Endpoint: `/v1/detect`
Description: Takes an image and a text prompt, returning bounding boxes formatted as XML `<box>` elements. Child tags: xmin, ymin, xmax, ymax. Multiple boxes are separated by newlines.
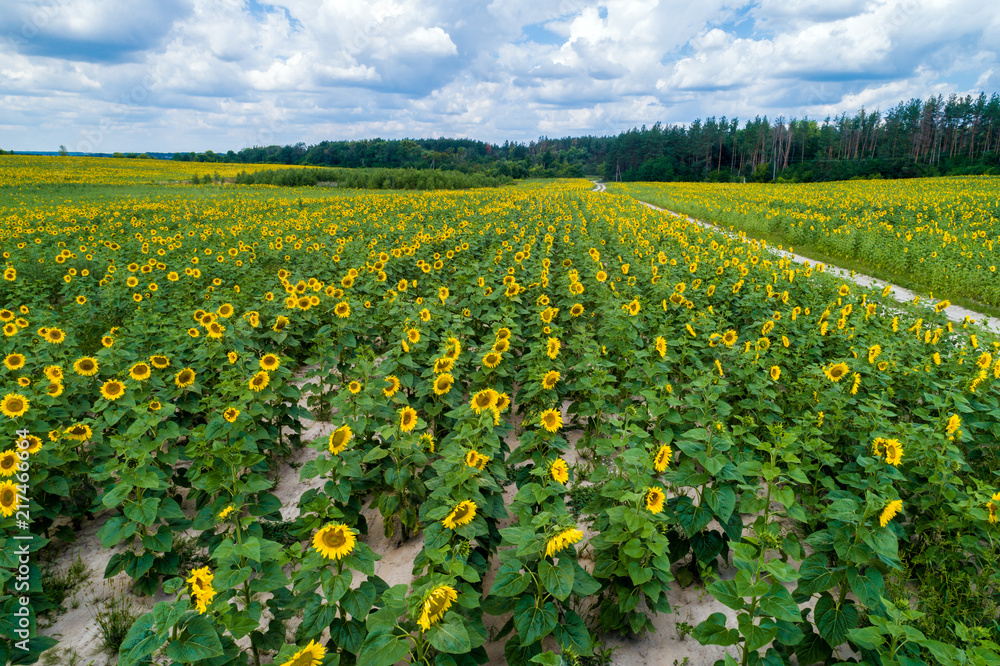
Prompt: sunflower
<box><xmin>64</xmin><ymin>423</ymin><xmax>92</xmax><ymax>441</ymax></box>
<box><xmin>722</xmin><ymin>330</ymin><xmax>738</xmax><ymax>347</ymax></box>
<box><xmin>399</xmin><ymin>406</ymin><xmax>418</xmax><ymax>432</ymax></box>
<box><xmin>420</xmin><ymin>432</ymin><xmax>435</xmax><ymax>453</ymax></box>
<box><xmin>946</xmin><ymin>414</ymin><xmax>961</xmax><ymax>437</ymax></box>
<box><xmin>550</xmin><ymin>458</ymin><xmax>569</xmax><ymax>484</ymax></box>
<box><xmin>989</xmin><ymin>492</ymin><xmax>1000</xmax><ymax>525</ymax></box>
<box><xmin>334</xmin><ymin>302</ymin><xmax>351</xmax><ymax>319</ymax></box>
<box><xmin>433</xmin><ymin>357</ymin><xmax>455</xmax><ymax>374</ymax></box>
<box><xmin>258</xmin><ymin>354</ymin><xmax>281</xmax><ymax>372</ymax></box>
<box><xmin>492</xmin><ymin>338</ymin><xmax>510</xmax><ymax>353</ymax></box>
<box><xmin>348</xmin><ymin>380</ymin><xmax>362</xmax><ymax>394</ymax></box>
<box><xmin>175</xmin><ymin>368</ymin><xmax>196</xmax><ymax>388</ymax></box>
<box><xmin>149</xmin><ymin>400</ymin><xmax>161</xmax><ymax>411</ymax></box>
<box><xmin>4</xmin><ymin>353</ymin><xmax>26</xmax><ymax>371</ymax></box>
<box><xmin>433</xmin><ymin>373</ymin><xmax>454</xmax><ymax>396</ymax></box>
<box><xmin>654</xmin><ymin>444</ymin><xmax>673</xmax><ymax>472</ymax></box>
<box><xmin>0</xmin><ymin>480</ymin><xmax>21</xmax><ymax>517</ymax></box>
<box><xmin>545</xmin><ymin>527</ymin><xmax>584</xmax><ymax>558</ymax></box>
<box><xmin>0</xmin><ymin>450</ymin><xmax>19</xmax><ymax>477</ymax></box>
<box><xmin>879</xmin><ymin>499</ymin><xmax>903</xmax><ymax>528</ymax></box>
<box><xmin>20</xmin><ymin>435</ymin><xmax>42</xmax><ymax>455</ymax></box>
<box><xmin>655</xmin><ymin>337</ymin><xmax>667</xmax><ymax>358</ymax></box>
<box><xmin>187</xmin><ymin>328</ymin><xmax>200</xmax><ymax>338</ymax></box>
<box><xmin>249</xmin><ymin>371</ymin><xmax>270</xmax><ymax>392</ymax></box>
<box><xmin>206</xmin><ymin>322</ymin><xmax>225</xmax><ymax>339</ymax></box>
<box><xmin>482</xmin><ymin>351</ymin><xmax>502</xmax><ymax>369</ymax></box>
<box><xmin>542</xmin><ymin>370</ymin><xmax>560</xmax><ymax>390</ymax></box>
<box><xmin>645</xmin><ymin>487</ymin><xmax>666</xmax><ymax>514</ymax></box>
<box><xmin>312</xmin><ymin>523</ymin><xmax>357</xmax><ymax>560</ymax></box>
<box><xmin>102</xmin><ymin>335</ymin><xmax>114</xmax><ymax>348</ymax></box>
<box><xmin>596</xmin><ymin>270</ymin><xmax>607</xmax><ymax>282</ymax></box>
<box><xmin>150</xmin><ymin>355</ymin><xmax>170</xmax><ymax>369</ymax></box>
<box><xmin>883</xmin><ymin>439</ymin><xmax>903</xmax><ymax>466</ymax></box>
<box><xmin>73</xmin><ymin>357</ymin><xmax>99</xmax><ymax>377</ymax></box>
<box><xmin>217</xmin><ymin>303</ymin><xmax>234</xmax><ymax>318</ymax></box>
<box><xmin>418</xmin><ymin>585</ymin><xmax>458</xmax><ymax>632</ymax></box>
<box><xmin>223</xmin><ymin>407</ymin><xmax>240</xmax><ymax>423</ymax></box>
<box><xmin>45</xmin><ymin>328</ymin><xmax>66</xmax><ymax>344</ymax></box>
<box><xmin>470</xmin><ymin>389</ymin><xmax>498</xmax><ymax>414</ymax></box>
<box><xmin>769</xmin><ymin>366</ymin><xmax>781</xmax><ymax>381</ymax></box>
<box><xmin>17</xmin><ymin>377</ymin><xmax>29</xmax><ymax>388</ymax></box>
<box><xmin>100</xmin><ymin>380</ymin><xmax>125</xmax><ymax>401</ymax></box>
<box><xmin>187</xmin><ymin>567</ymin><xmax>216</xmax><ymax>614</ymax></box>
<box><xmin>496</xmin><ymin>327</ymin><xmax>511</xmax><ymax>341</ymax></box>
<box><xmin>130</xmin><ymin>362</ymin><xmax>151</xmax><ymax>381</ymax></box>
<box><xmin>273</xmin><ymin>316</ymin><xmax>289</xmax><ymax>332</ymax></box>
<box><xmin>540</xmin><ymin>408</ymin><xmax>562</xmax><ymax>433</ymax></box>
<box><xmin>218</xmin><ymin>505</ymin><xmax>235</xmax><ymax>520</ymax></box>
<box><xmin>465</xmin><ymin>450</ymin><xmax>489</xmax><ymax>470</ymax></box>
<box><xmin>546</xmin><ymin>337</ymin><xmax>561</xmax><ymax>359</ymax></box>
<box><xmin>278</xmin><ymin>640</ymin><xmax>326</xmax><ymax>666</ymax></box>
<box><xmin>328</xmin><ymin>425</ymin><xmax>352</xmax><ymax>455</ymax></box>
<box><xmin>2</xmin><ymin>323</ymin><xmax>16</xmax><ymax>337</ymax></box>
<box><xmin>1</xmin><ymin>393</ymin><xmax>29</xmax><ymax>419</ymax></box>
<box><xmin>406</xmin><ymin>328</ymin><xmax>421</xmax><ymax>344</ymax></box>
<box><xmin>626</xmin><ymin>298</ymin><xmax>640</xmax><ymax>316</ymax></box>
<box><xmin>442</xmin><ymin>500</ymin><xmax>477</xmax><ymax>529</ymax></box>
<box><xmin>383</xmin><ymin>375</ymin><xmax>400</xmax><ymax>397</ymax></box>
<box><xmin>824</xmin><ymin>362</ymin><xmax>849</xmax><ymax>383</ymax></box>
<box><xmin>868</xmin><ymin>344</ymin><xmax>881</xmax><ymax>364</ymax></box>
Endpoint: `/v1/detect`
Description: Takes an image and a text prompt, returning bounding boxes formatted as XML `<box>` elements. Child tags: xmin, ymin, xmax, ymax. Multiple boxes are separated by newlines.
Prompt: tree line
<box><xmin>162</xmin><ymin>91</ymin><xmax>1000</xmax><ymax>183</ymax></box>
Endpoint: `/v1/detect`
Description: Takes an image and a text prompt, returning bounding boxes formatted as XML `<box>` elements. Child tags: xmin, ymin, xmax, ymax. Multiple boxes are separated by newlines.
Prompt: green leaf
<box><xmin>553</xmin><ymin>610</ymin><xmax>591</xmax><ymax>652</ymax></box>
<box><xmin>847</xmin><ymin>567</ymin><xmax>885</xmax><ymax>610</ymax></box>
<box><xmin>118</xmin><ymin>613</ymin><xmax>162</xmax><ymax>666</ymax></box>
<box><xmin>675</xmin><ymin>497</ymin><xmax>712</xmax><ymax>534</ymax></box>
<box><xmin>296</xmin><ymin>596</ymin><xmax>338</xmax><ymax>642</ymax></box>
<box><xmin>539</xmin><ymin>559</ymin><xmax>574</xmax><ymax>601</ymax></box>
<box><xmin>343</xmin><ymin>581</ymin><xmax>377</xmax><ymax>620</ymax></box>
<box><xmin>102</xmin><ymin>482</ymin><xmax>133</xmax><ymax>508</ymax></box>
<box><xmin>363</xmin><ymin>446</ymin><xmax>389</xmax><ymax>463</ymax></box>
<box><xmin>757</xmin><ymin>584</ymin><xmax>802</xmax><ymax>623</ymax></box>
<box><xmin>513</xmin><ymin>596</ymin><xmax>559</xmax><ymax>646</ymax></box>
<box><xmin>164</xmin><ymin>615</ymin><xmax>224</xmax><ymax>663</ymax></box>
<box><xmin>571</xmin><ymin>562</ymin><xmax>601</xmax><ymax>597</ymax></box>
<box><xmin>97</xmin><ymin>516</ymin><xmax>137</xmax><ymax>548</ymax></box>
<box><xmin>428</xmin><ymin>618</ymin><xmax>472</xmax><ymax>654</ymax></box>
<box><xmin>705</xmin><ymin>484</ymin><xmax>737</xmax><ymax>523</ymax></box>
<box><xmin>814</xmin><ymin>595</ymin><xmax>858</xmax><ymax>647</ymax></box>
<box><xmin>693</xmin><ymin>612</ymin><xmax>740</xmax><ymax>647</ymax></box>
<box><xmin>124</xmin><ymin>497</ymin><xmax>160</xmax><ymax>527</ymax></box>
<box><xmin>738</xmin><ymin>615</ymin><xmax>779</xmax><ymax>652</ymax></box>
<box><xmin>708</xmin><ymin>580</ymin><xmax>745</xmax><ymax>612</ymax></box>
<box><xmin>358</xmin><ymin>631</ymin><xmax>411</xmax><ymax>666</ymax></box>
<box><xmin>845</xmin><ymin>626</ymin><xmax>885</xmax><ymax>650</ymax></box>
<box><xmin>490</xmin><ymin>560</ymin><xmax>529</xmax><ymax>598</ymax></box>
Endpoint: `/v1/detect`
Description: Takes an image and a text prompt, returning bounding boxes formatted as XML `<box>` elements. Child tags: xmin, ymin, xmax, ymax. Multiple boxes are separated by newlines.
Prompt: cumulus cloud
<box><xmin>0</xmin><ymin>0</ymin><xmax>997</xmax><ymax>151</ymax></box>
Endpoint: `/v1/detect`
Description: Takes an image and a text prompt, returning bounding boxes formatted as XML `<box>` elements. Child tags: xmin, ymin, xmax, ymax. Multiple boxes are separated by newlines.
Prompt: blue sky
<box><xmin>0</xmin><ymin>0</ymin><xmax>997</xmax><ymax>153</ymax></box>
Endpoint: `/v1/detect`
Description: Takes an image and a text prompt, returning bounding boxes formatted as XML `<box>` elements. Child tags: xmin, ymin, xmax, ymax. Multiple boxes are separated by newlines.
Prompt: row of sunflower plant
<box><xmin>1</xmin><ymin>172</ymin><xmax>1000</xmax><ymax>666</ymax></box>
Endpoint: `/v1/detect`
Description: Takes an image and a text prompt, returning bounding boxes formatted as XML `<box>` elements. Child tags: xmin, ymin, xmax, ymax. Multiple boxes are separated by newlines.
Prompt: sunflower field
<box><xmin>3</xmin><ymin>160</ymin><xmax>1000</xmax><ymax>666</ymax></box>
<box><xmin>610</xmin><ymin>177</ymin><xmax>1000</xmax><ymax>312</ymax></box>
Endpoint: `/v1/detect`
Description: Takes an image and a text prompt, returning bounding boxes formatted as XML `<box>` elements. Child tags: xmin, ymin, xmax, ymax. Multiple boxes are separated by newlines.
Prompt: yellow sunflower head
<box><xmin>328</xmin><ymin>425</ymin><xmax>352</xmax><ymax>455</ymax></box>
<box><xmin>312</xmin><ymin>523</ymin><xmax>357</xmax><ymax>560</ymax></box>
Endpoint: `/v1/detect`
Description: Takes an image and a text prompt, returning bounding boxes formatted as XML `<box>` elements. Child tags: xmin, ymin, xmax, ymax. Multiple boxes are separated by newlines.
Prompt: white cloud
<box><xmin>0</xmin><ymin>0</ymin><xmax>998</xmax><ymax>151</ymax></box>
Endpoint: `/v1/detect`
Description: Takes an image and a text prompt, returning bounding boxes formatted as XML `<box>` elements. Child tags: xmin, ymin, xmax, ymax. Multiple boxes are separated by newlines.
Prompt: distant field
<box><xmin>610</xmin><ymin>177</ymin><xmax>1000</xmax><ymax>310</ymax></box>
<box><xmin>0</xmin><ymin>154</ymin><xmax>307</xmax><ymax>186</ymax></box>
